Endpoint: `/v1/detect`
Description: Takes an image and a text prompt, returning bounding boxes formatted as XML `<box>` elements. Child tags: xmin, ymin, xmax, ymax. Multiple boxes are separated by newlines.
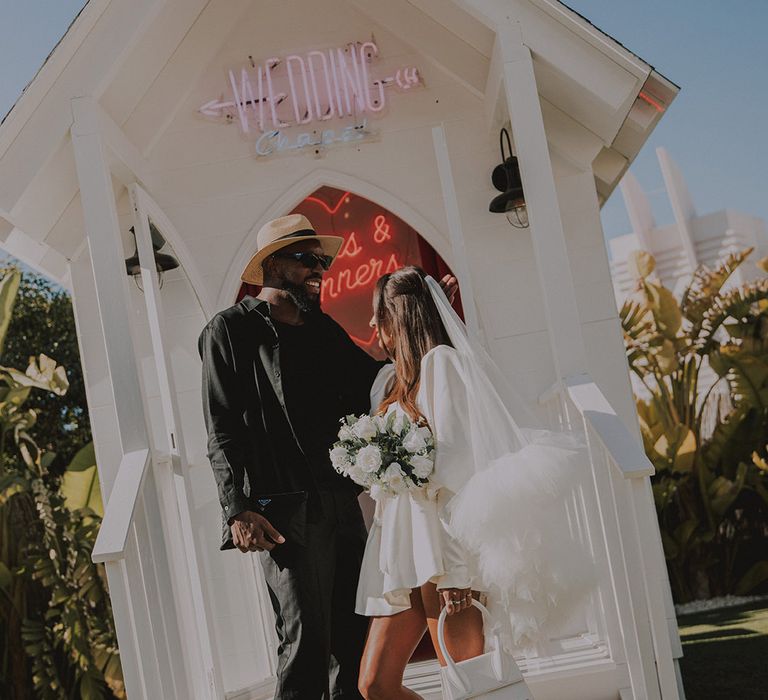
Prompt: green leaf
<box><xmin>673</xmin><ymin>518</ymin><xmax>699</xmax><ymax>551</ymax></box>
<box><xmin>66</xmin><ymin>442</ymin><xmax>96</xmax><ymax>473</ymax></box>
<box><xmin>627</xmin><ymin>250</ymin><xmax>656</xmax><ymax>280</ymax></box>
<box><xmin>735</xmin><ymin>560</ymin><xmax>768</xmax><ymax>595</ymax></box>
<box><xmin>0</xmin><ymin>270</ymin><xmax>21</xmax><ymax>356</ymax></box>
<box><xmin>660</xmin><ymin>530</ymin><xmax>679</xmax><ymax>560</ymax></box>
<box><xmin>653</xmin><ymin>424</ymin><xmax>696</xmax><ymax>473</ymax></box>
<box><xmin>646</xmin><ymin>282</ymin><xmax>682</xmax><ymax>340</ymax></box>
<box><xmin>61</xmin><ymin>464</ymin><xmax>103</xmax><ymax>517</ymax></box>
<box><xmin>0</xmin><ymin>561</ymin><xmax>13</xmax><ymax>591</ymax></box>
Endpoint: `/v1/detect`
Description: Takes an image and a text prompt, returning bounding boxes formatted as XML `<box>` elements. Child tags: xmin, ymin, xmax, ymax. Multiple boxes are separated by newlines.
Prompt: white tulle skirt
<box><xmin>445</xmin><ymin>435</ymin><xmax>594</xmax><ymax>650</ymax></box>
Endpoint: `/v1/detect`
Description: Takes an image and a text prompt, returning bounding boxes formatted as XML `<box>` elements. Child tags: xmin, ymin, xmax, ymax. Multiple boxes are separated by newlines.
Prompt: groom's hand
<box><xmin>230</xmin><ymin>511</ymin><xmax>285</xmax><ymax>553</ymax></box>
<box><xmin>438</xmin><ymin>274</ymin><xmax>458</xmax><ymax>305</ymax></box>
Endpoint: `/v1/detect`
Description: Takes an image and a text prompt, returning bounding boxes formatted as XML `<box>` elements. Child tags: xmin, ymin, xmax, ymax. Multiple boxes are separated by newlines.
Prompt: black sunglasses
<box><xmin>273</xmin><ymin>251</ymin><xmax>334</xmax><ymax>270</ymax></box>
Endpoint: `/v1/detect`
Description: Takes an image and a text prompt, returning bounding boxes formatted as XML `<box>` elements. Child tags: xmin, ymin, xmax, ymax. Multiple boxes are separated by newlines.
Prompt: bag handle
<box><xmin>437</xmin><ymin>599</ymin><xmax>507</xmax><ymax>693</ymax></box>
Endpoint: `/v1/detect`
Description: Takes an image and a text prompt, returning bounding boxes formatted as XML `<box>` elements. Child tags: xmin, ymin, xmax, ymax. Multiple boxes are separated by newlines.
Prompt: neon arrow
<box><xmin>198</xmin><ymin>94</ymin><xmax>287</xmax><ymax>118</ymax></box>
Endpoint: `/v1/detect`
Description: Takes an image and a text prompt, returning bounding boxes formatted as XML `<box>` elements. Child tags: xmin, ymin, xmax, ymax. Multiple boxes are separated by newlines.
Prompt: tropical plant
<box><xmin>0</xmin><ymin>270</ymin><xmax>122</xmax><ymax>699</ymax></box>
<box><xmin>621</xmin><ymin>248</ymin><xmax>768</xmax><ymax>601</ymax></box>
<box><xmin>0</xmin><ymin>262</ymin><xmax>92</xmax><ymax>473</ymax></box>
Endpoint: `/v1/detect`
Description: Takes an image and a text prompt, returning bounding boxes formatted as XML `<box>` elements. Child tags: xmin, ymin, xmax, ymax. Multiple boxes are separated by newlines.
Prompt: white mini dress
<box><xmin>355</xmin><ymin>345</ymin><xmax>478</xmax><ymax>616</ymax></box>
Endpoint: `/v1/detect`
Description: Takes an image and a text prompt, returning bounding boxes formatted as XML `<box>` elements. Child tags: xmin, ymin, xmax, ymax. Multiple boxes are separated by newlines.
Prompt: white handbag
<box><xmin>437</xmin><ymin>600</ymin><xmax>534</xmax><ymax>700</ymax></box>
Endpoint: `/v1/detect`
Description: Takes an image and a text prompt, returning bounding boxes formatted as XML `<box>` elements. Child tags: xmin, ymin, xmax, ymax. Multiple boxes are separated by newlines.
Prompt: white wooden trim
<box><xmin>130</xmin><ymin>183</ymin><xmax>226</xmax><ymax>698</ymax></box>
<box><xmin>217</xmin><ymin>167</ymin><xmax>472</xmax><ymax>310</ymax></box>
<box><xmin>431</xmin><ymin>124</ymin><xmax>481</xmax><ymax>338</ymax></box>
<box><xmin>70</xmin><ymin>96</ymin><xmax>148</xmax><ymax>456</ymax></box>
<box><xmin>130</xmin><ymin>184</ymin><xmax>214</xmax><ymax>319</ymax></box>
<box><xmin>104</xmin><ymin>558</ymin><xmax>149</xmax><ymax>699</ymax></box>
<box><xmin>496</xmin><ymin>25</ymin><xmax>589</xmax><ymax>379</ymax></box>
<box><xmin>98</xmin><ymin>105</ymin><xmax>152</xmax><ymax>188</ymax></box>
<box><xmin>565</xmin><ymin>374</ymin><xmax>654</xmax><ymax>479</ymax></box>
<box><xmin>92</xmin><ymin>449</ymin><xmax>151</xmax><ymax>562</ymax></box>
<box><xmin>549</xmin><ymin>373</ymin><xmax>683</xmax><ymax>699</ymax></box>
<box><xmin>348</xmin><ymin>0</ymin><xmax>489</xmax><ymax>97</ymax></box>
<box><xmin>72</xmin><ymin>97</ymin><xmax>195</xmax><ymax>700</ymax></box>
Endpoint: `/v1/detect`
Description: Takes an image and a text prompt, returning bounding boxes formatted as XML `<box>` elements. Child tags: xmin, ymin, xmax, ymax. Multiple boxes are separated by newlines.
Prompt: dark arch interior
<box><xmin>238</xmin><ymin>185</ymin><xmax>464</xmax><ymax>360</ymax></box>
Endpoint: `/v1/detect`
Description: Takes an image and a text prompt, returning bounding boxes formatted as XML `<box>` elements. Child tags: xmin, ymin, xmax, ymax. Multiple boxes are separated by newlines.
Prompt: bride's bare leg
<box><xmin>358</xmin><ymin>589</ymin><xmax>427</xmax><ymax>700</ymax></box>
<box><xmin>421</xmin><ymin>582</ymin><xmax>484</xmax><ymax>666</ymax></box>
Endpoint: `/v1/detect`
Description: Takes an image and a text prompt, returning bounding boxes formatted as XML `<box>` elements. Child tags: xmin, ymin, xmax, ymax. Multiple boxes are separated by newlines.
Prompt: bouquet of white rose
<box><xmin>330</xmin><ymin>412</ymin><xmax>435</xmax><ymax>494</ymax></box>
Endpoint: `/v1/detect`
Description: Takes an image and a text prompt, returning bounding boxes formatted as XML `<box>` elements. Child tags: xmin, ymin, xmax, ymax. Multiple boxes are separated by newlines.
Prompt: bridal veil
<box><xmin>424</xmin><ymin>276</ymin><xmax>594</xmax><ymax>650</ymax></box>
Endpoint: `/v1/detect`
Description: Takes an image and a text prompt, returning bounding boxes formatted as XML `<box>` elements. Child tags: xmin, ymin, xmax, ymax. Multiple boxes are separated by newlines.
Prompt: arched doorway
<box><xmin>237</xmin><ymin>185</ymin><xmax>464</xmax><ymax>358</ymax></box>
<box><xmin>237</xmin><ymin>185</ymin><xmax>463</xmax><ymax>661</ymax></box>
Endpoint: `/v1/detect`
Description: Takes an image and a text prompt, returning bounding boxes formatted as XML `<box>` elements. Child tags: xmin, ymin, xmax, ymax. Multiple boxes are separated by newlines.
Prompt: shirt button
<box><xmin>224</xmin><ymin>505</ymin><xmax>229</xmax><ymax>511</ymax></box>
<box><xmin>275</xmin><ymin>371</ymin><xmax>281</xmax><ymax>378</ymax></box>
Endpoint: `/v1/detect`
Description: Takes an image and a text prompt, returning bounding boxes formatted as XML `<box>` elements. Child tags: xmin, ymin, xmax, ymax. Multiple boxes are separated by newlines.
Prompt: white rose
<box><xmin>338</xmin><ymin>424</ymin><xmax>355</xmax><ymax>441</ymax></box>
<box><xmin>330</xmin><ymin>446</ymin><xmax>351</xmax><ymax>471</ymax></box>
<box><xmin>353</xmin><ymin>415</ymin><xmax>377</xmax><ymax>441</ymax></box>
<box><xmin>347</xmin><ymin>463</ymin><xmax>368</xmax><ymax>485</ymax></box>
<box><xmin>391</xmin><ymin>412</ymin><xmax>406</xmax><ymax>435</ymax></box>
<box><xmin>417</xmin><ymin>425</ymin><xmax>433</xmax><ymax>442</ymax></box>
<box><xmin>383</xmin><ymin>462</ymin><xmax>406</xmax><ymax>492</ymax></box>
<box><xmin>410</xmin><ymin>454</ymin><xmax>434</xmax><ymax>479</ymax></box>
<box><xmin>403</xmin><ymin>428</ymin><xmax>427</xmax><ymax>453</ymax></box>
<box><xmin>356</xmin><ymin>444</ymin><xmax>383</xmax><ymax>473</ymax></box>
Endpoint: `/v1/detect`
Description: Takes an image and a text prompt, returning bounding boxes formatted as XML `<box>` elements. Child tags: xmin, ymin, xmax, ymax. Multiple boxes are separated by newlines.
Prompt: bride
<box><xmin>353</xmin><ymin>266</ymin><xmax>589</xmax><ymax>700</ymax></box>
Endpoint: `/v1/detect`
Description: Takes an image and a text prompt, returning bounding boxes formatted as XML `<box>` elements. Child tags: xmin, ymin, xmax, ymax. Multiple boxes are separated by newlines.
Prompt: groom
<box><xmin>199</xmin><ymin>213</ymin><xmax>455</xmax><ymax>698</ymax></box>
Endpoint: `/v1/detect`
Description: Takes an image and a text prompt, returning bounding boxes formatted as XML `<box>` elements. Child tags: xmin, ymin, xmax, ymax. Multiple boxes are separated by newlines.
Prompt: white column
<box><xmin>70</xmin><ymin>99</ymin><xmax>148</xmax><ymax>460</ymax></box>
<box><xmin>130</xmin><ymin>184</ymin><xmax>225</xmax><ymax>698</ymax></box>
<box><xmin>70</xmin><ymin>97</ymin><xmax>191</xmax><ymax>699</ymax></box>
<box><xmin>431</xmin><ymin>124</ymin><xmax>481</xmax><ymax>338</ymax></box>
<box><xmin>495</xmin><ymin>23</ymin><xmax>588</xmax><ymax>381</ymax></box>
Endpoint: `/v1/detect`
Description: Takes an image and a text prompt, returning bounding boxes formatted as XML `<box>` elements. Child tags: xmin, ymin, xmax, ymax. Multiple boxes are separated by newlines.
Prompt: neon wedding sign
<box><xmin>322</xmin><ymin>213</ymin><xmax>401</xmax><ymax>301</ymax></box>
<box><xmin>199</xmin><ymin>40</ymin><xmax>421</xmax><ymax>156</ymax></box>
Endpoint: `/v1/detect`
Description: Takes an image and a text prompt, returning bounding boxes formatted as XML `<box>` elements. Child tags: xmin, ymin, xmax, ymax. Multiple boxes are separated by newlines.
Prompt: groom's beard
<box><xmin>282</xmin><ymin>280</ymin><xmax>321</xmax><ymax>313</ymax></box>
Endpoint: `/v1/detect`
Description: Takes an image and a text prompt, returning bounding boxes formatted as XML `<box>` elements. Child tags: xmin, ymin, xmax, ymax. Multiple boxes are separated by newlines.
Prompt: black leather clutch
<box><xmin>247</xmin><ymin>490</ymin><xmax>308</xmax><ymax>549</ymax></box>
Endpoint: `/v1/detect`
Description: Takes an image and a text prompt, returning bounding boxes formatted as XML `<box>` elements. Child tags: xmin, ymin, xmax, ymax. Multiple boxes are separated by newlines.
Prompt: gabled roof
<box><xmin>0</xmin><ymin>0</ymin><xmax>678</xmax><ymax>284</ymax></box>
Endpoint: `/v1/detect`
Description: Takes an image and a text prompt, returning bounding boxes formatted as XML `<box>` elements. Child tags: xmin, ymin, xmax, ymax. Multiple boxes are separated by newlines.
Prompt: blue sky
<box><xmin>0</xmin><ymin>0</ymin><xmax>766</xmax><ymax>243</ymax></box>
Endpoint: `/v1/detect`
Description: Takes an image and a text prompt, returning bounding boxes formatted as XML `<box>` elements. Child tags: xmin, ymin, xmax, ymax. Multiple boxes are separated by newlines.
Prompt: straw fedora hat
<box><xmin>241</xmin><ymin>214</ymin><xmax>344</xmax><ymax>285</ymax></box>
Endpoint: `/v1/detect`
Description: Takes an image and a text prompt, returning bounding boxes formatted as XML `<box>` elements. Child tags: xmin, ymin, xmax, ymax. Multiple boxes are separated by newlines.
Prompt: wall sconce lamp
<box><xmin>489</xmin><ymin>128</ymin><xmax>529</xmax><ymax>229</ymax></box>
<box><xmin>125</xmin><ymin>222</ymin><xmax>180</xmax><ymax>290</ymax></box>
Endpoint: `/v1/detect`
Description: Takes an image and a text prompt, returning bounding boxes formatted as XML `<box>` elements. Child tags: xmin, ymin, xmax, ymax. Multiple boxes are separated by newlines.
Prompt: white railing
<box><xmin>92</xmin><ymin>449</ymin><xmax>151</xmax><ymax>563</ymax></box>
<box><xmin>91</xmin><ymin>450</ymin><xmax>193</xmax><ymax>700</ymax></box>
<box><xmin>539</xmin><ymin>372</ymin><xmax>684</xmax><ymax>700</ymax></box>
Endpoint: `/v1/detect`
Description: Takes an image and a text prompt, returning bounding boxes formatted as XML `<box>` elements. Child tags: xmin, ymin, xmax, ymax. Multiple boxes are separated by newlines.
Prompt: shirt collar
<box><xmin>240</xmin><ymin>294</ymin><xmax>270</xmax><ymax>315</ymax></box>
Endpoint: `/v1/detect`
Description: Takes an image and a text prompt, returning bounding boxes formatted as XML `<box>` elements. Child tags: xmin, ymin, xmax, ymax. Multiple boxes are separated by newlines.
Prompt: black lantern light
<box><xmin>489</xmin><ymin>127</ymin><xmax>529</xmax><ymax>229</ymax></box>
<box><xmin>125</xmin><ymin>221</ymin><xmax>180</xmax><ymax>290</ymax></box>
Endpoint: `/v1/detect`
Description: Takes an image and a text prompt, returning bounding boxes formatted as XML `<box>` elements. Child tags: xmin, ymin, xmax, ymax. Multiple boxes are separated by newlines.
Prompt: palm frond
<box><xmin>682</xmin><ymin>248</ymin><xmax>754</xmax><ymax>334</ymax></box>
<box><xmin>698</xmin><ymin>278</ymin><xmax>768</xmax><ymax>354</ymax></box>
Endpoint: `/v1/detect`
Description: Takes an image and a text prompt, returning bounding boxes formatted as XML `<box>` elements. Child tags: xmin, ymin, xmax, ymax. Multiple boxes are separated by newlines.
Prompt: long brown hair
<box><xmin>374</xmin><ymin>266</ymin><xmax>452</xmax><ymax>423</ymax></box>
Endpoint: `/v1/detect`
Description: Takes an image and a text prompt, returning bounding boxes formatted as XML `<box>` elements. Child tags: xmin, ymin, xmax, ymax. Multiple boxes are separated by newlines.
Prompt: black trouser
<box><xmin>260</xmin><ymin>489</ymin><xmax>369</xmax><ymax>699</ymax></box>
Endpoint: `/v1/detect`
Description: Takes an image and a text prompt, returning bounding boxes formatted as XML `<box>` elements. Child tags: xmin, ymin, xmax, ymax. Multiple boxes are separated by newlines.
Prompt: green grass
<box><xmin>677</xmin><ymin>600</ymin><xmax>768</xmax><ymax>699</ymax></box>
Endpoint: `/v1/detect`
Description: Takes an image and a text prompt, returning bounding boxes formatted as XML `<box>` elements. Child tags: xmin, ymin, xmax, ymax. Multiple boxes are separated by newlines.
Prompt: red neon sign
<box><xmin>638</xmin><ymin>90</ymin><xmax>665</xmax><ymax>113</ymax></box>
<box><xmin>236</xmin><ymin>187</ymin><xmax>461</xmax><ymax>357</ymax></box>
<box><xmin>260</xmin><ymin>186</ymin><xmax>464</xmax><ymax>358</ymax></box>
<box><xmin>291</xmin><ymin>187</ymin><xmax>417</xmax><ymax>356</ymax></box>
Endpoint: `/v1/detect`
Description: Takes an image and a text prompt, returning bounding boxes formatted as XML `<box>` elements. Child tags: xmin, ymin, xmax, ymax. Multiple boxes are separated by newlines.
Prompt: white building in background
<box><xmin>609</xmin><ymin>147</ymin><xmax>768</xmax><ymax>303</ymax></box>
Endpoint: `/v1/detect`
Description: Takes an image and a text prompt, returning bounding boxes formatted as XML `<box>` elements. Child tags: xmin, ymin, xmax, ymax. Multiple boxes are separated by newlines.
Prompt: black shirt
<box><xmin>275</xmin><ymin>315</ymin><xmax>364</xmax><ymax>487</ymax></box>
